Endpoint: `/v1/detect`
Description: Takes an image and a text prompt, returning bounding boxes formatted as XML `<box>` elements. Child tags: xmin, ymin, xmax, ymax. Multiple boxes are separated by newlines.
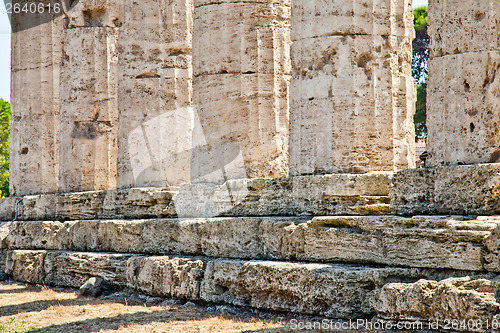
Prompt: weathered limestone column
<box><xmin>116</xmin><ymin>0</ymin><xmax>194</xmax><ymax>188</ymax></box>
<box><xmin>10</xmin><ymin>10</ymin><xmax>62</xmax><ymax>195</ymax></box>
<box><xmin>289</xmin><ymin>0</ymin><xmax>416</xmax><ymax>175</ymax></box>
<box><xmin>426</xmin><ymin>0</ymin><xmax>500</xmax><ymax>166</ymax></box>
<box><xmin>58</xmin><ymin>2</ymin><xmax>120</xmax><ymax>192</ymax></box>
<box><xmin>192</xmin><ymin>0</ymin><xmax>291</xmax><ymax>183</ymax></box>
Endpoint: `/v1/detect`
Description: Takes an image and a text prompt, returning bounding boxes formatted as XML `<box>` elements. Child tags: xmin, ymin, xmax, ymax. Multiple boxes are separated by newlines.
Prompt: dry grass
<box><xmin>0</xmin><ymin>282</ymin><xmax>291</xmax><ymax>333</ymax></box>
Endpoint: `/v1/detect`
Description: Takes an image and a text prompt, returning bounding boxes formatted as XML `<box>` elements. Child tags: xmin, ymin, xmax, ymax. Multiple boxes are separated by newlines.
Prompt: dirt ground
<box><xmin>0</xmin><ymin>281</ymin><xmax>294</xmax><ymax>333</ymax></box>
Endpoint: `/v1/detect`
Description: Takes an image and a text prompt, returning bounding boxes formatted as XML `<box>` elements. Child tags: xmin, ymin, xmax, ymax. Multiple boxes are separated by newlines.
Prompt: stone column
<box><xmin>10</xmin><ymin>8</ymin><xmax>63</xmax><ymax>195</ymax></box>
<box><xmin>116</xmin><ymin>0</ymin><xmax>194</xmax><ymax>188</ymax></box>
<box><xmin>58</xmin><ymin>26</ymin><xmax>119</xmax><ymax>193</ymax></box>
<box><xmin>192</xmin><ymin>0</ymin><xmax>291</xmax><ymax>183</ymax></box>
<box><xmin>426</xmin><ymin>0</ymin><xmax>500</xmax><ymax>166</ymax></box>
<box><xmin>56</xmin><ymin>0</ymin><xmax>123</xmax><ymax>193</ymax></box>
<box><xmin>289</xmin><ymin>0</ymin><xmax>416</xmax><ymax>175</ymax></box>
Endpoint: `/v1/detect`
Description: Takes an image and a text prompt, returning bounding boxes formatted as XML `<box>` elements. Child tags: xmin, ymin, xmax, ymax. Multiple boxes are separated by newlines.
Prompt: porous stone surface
<box><xmin>0</xmin><ymin>173</ymin><xmax>392</xmax><ymax>221</ymax></box>
<box><xmin>481</xmin><ymin>219</ymin><xmax>500</xmax><ymax>272</ymax></box>
<box><xmin>291</xmin><ymin>0</ymin><xmax>413</xmax><ymax>40</ymax></box>
<box><xmin>192</xmin><ymin>0</ymin><xmax>291</xmax><ymax>182</ymax></box>
<box><xmin>10</xmin><ymin>15</ymin><xmax>63</xmax><ymax>196</ymax></box>
<box><xmin>59</xmin><ymin>27</ymin><xmax>119</xmax><ymax>193</ymax></box>
<box><xmin>0</xmin><ymin>188</ymin><xmax>177</xmax><ymax>221</ymax></box>
<box><xmin>391</xmin><ymin>164</ymin><xmax>500</xmax><ymax>215</ymax></box>
<box><xmin>200</xmin><ymin>259</ymin><xmax>430</xmax><ymax>318</ymax></box>
<box><xmin>5</xmin><ymin>250</ymin><xmax>46</xmax><ymax>284</ymax></box>
<box><xmin>374</xmin><ymin>276</ymin><xmax>500</xmax><ymax>325</ymax></box>
<box><xmin>6</xmin><ymin>250</ymin><xmax>137</xmax><ymax>288</ymax></box>
<box><xmin>294</xmin><ymin>216</ymin><xmax>493</xmax><ymax>271</ymax></box>
<box><xmin>428</xmin><ymin>0</ymin><xmax>499</xmax><ymax>57</ymax></box>
<box><xmin>175</xmin><ymin>172</ymin><xmax>392</xmax><ymax>217</ymax></box>
<box><xmin>116</xmin><ymin>0</ymin><xmax>194</xmax><ymax>188</ymax></box>
<box><xmin>426</xmin><ymin>51</ymin><xmax>500</xmax><ymax>166</ymax></box>
<box><xmin>289</xmin><ymin>16</ymin><xmax>415</xmax><ymax>175</ymax></box>
<box><xmin>127</xmin><ymin>256</ymin><xmax>206</xmax><ymax>300</ymax></box>
<box><xmin>3</xmin><ymin>215</ymin><xmax>497</xmax><ymax>271</ymax></box>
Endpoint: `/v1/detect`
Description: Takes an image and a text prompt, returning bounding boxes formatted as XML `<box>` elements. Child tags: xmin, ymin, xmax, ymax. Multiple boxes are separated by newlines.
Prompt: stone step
<box><xmin>0</xmin><ymin>173</ymin><xmax>392</xmax><ymax>221</ymax></box>
<box><xmin>3</xmin><ymin>215</ymin><xmax>500</xmax><ymax>271</ymax></box>
<box><xmin>5</xmin><ymin>249</ymin><xmax>465</xmax><ymax>319</ymax></box>
<box><xmin>392</xmin><ymin>163</ymin><xmax>500</xmax><ymax>216</ymax></box>
<box><xmin>375</xmin><ymin>275</ymin><xmax>500</xmax><ymax>331</ymax></box>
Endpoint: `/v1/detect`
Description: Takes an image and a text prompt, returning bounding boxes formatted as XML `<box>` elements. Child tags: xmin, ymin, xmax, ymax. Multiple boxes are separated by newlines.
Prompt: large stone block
<box><xmin>391</xmin><ymin>164</ymin><xmax>500</xmax><ymax>215</ymax></box>
<box><xmin>6</xmin><ymin>250</ymin><xmax>137</xmax><ymax>288</ymax></box>
<box><xmin>4</xmin><ymin>215</ymin><xmax>497</xmax><ymax>271</ymax></box>
<box><xmin>192</xmin><ymin>0</ymin><xmax>291</xmax><ymax>182</ymax></box>
<box><xmin>127</xmin><ymin>256</ymin><xmax>206</xmax><ymax>300</ymax></box>
<box><xmin>0</xmin><ymin>173</ymin><xmax>392</xmax><ymax>221</ymax></box>
<box><xmin>293</xmin><ymin>216</ymin><xmax>492</xmax><ymax>271</ymax></box>
<box><xmin>200</xmin><ymin>259</ymin><xmax>431</xmax><ymax>318</ymax></box>
<box><xmin>174</xmin><ymin>172</ymin><xmax>392</xmax><ymax>216</ymax></box>
<box><xmin>291</xmin><ymin>0</ymin><xmax>413</xmax><ymax>41</ymax></box>
<box><xmin>59</xmin><ymin>27</ymin><xmax>119</xmax><ymax>193</ymax></box>
<box><xmin>426</xmin><ymin>51</ymin><xmax>500</xmax><ymax>166</ymax></box>
<box><xmin>290</xmin><ymin>35</ymin><xmax>415</xmax><ymax>174</ymax></box>
<box><xmin>374</xmin><ymin>276</ymin><xmax>500</xmax><ymax>326</ymax></box>
<box><xmin>428</xmin><ymin>0</ymin><xmax>500</xmax><ymax>57</ymax></box>
<box><xmin>5</xmin><ymin>250</ymin><xmax>45</xmax><ymax>284</ymax></box>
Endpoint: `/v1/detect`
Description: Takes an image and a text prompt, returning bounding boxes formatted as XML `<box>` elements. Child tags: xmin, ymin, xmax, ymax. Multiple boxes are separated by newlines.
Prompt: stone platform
<box><xmin>3</xmin><ymin>167</ymin><xmax>500</xmax><ymax>330</ymax></box>
<box><xmin>0</xmin><ymin>173</ymin><xmax>392</xmax><ymax>221</ymax></box>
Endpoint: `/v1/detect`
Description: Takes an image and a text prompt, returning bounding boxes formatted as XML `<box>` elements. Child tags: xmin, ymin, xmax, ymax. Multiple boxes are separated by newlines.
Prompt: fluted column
<box><xmin>192</xmin><ymin>0</ymin><xmax>291</xmax><ymax>183</ymax></box>
<box><xmin>10</xmin><ymin>6</ymin><xmax>63</xmax><ymax>195</ymax></box>
<box><xmin>426</xmin><ymin>0</ymin><xmax>500</xmax><ymax>166</ymax></box>
<box><xmin>289</xmin><ymin>0</ymin><xmax>416</xmax><ymax>175</ymax></box>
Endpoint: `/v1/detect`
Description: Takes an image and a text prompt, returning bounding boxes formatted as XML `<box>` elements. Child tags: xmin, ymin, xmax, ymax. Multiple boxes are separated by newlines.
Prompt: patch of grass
<box><xmin>0</xmin><ymin>317</ymin><xmax>38</xmax><ymax>333</ymax></box>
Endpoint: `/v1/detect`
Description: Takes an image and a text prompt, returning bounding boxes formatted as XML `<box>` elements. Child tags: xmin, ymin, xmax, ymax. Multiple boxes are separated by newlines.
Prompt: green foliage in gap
<box><xmin>0</xmin><ymin>98</ymin><xmax>10</xmax><ymax>197</ymax></box>
<box><xmin>412</xmin><ymin>6</ymin><xmax>429</xmax><ymax>139</ymax></box>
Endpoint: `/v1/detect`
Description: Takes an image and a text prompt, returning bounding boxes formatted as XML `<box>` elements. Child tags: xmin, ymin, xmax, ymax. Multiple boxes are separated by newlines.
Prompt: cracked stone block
<box><xmin>127</xmin><ymin>256</ymin><xmax>206</xmax><ymax>300</ymax></box>
<box><xmin>200</xmin><ymin>259</ymin><xmax>432</xmax><ymax>318</ymax></box>
<box><xmin>391</xmin><ymin>164</ymin><xmax>500</xmax><ymax>215</ymax></box>
<box><xmin>426</xmin><ymin>51</ymin><xmax>500</xmax><ymax>166</ymax></box>
<box><xmin>374</xmin><ymin>276</ymin><xmax>500</xmax><ymax>325</ymax></box>
<box><xmin>4</xmin><ymin>215</ymin><xmax>497</xmax><ymax>271</ymax></box>
<box><xmin>6</xmin><ymin>250</ymin><xmax>136</xmax><ymax>288</ymax></box>
<box><xmin>290</xmin><ymin>35</ymin><xmax>415</xmax><ymax>175</ymax></box>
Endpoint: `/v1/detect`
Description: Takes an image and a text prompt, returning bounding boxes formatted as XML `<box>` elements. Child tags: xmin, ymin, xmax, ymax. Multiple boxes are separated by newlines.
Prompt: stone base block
<box><xmin>4</xmin><ymin>215</ymin><xmax>499</xmax><ymax>271</ymax></box>
<box><xmin>5</xmin><ymin>250</ymin><xmax>493</xmax><ymax>320</ymax></box>
<box><xmin>127</xmin><ymin>256</ymin><xmax>206</xmax><ymax>300</ymax></box>
<box><xmin>0</xmin><ymin>173</ymin><xmax>393</xmax><ymax>221</ymax></box>
<box><xmin>375</xmin><ymin>276</ymin><xmax>500</xmax><ymax>327</ymax></box>
<box><xmin>175</xmin><ymin>172</ymin><xmax>392</xmax><ymax>217</ymax></box>
<box><xmin>5</xmin><ymin>250</ymin><xmax>137</xmax><ymax>288</ymax></box>
<box><xmin>200</xmin><ymin>259</ymin><xmax>434</xmax><ymax>318</ymax></box>
<box><xmin>392</xmin><ymin>163</ymin><xmax>500</xmax><ymax>216</ymax></box>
